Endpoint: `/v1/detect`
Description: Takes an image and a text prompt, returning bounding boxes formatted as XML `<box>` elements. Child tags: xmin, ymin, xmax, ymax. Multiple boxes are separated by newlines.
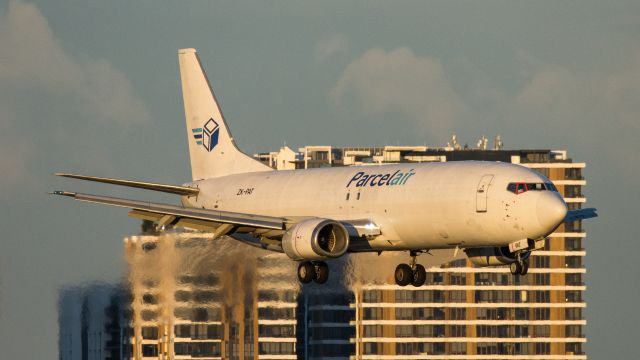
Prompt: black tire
<box><xmin>510</xmin><ymin>261</ymin><xmax>523</xmax><ymax>276</ymax></box>
<box><xmin>520</xmin><ymin>260</ymin><xmax>529</xmax><ymax>276</ymax></box>
<box><xmin>297</xmin><ymin>262</ymin><xmax>314</xmax><ymax>284</ymax></box>
<box><xmin>395</xmin><ymin>264</ymin><xmax>412</xmax><ymax>286</ymax></box>
<box><xmin>313</xmin><ymin>261</ymin><xmax>329</xmax><ymax>284</ymax></box>
<box><xmin>412</xmin><ymin>264</ymin><xmax>427</xmax><ymax>287</ymax></box>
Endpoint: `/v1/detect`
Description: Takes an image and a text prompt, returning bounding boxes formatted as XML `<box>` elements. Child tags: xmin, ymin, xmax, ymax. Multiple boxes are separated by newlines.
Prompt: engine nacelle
<box><xmin>464</xmin><ymin>247</ymin><xmax>531</xmax><ymax>267</ymax></box>
<box><xmin>282</xmin><ymin>218</ymin><xmax>349</xmax><ymax>261</ymax></box>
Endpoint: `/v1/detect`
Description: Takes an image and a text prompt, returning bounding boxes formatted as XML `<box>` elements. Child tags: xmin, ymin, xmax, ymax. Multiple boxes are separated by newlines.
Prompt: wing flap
<box><xmin>55</xmin><ymin>173</ymin><xmax>199</xmax><ymax>196</ymax></box>
<box><xmin>128</xmin><ymin>209</ymin><xmax>165</xmax><ymax>222</ymax></box>
<box><xmin>52</xmin><ymin>191</ymin><xmax>285</xmax><ymax>230</ymax></box>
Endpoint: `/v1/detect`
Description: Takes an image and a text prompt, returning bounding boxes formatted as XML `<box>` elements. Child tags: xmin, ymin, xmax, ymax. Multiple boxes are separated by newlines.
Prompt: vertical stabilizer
<box><xmin>178</xmin><ymin>48</ymin><xmax>272</xmax><ymax>180</ymax></box>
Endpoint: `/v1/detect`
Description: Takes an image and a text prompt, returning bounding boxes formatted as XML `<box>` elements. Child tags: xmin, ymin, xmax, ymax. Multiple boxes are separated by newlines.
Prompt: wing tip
<box><xmin>50</xmin><ymin>190</ymin><xmax>76</xmax><ymax>197</ymax></box>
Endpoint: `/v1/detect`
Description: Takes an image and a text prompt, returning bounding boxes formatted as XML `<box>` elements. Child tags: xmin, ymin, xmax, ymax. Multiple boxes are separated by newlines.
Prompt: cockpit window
<box><xmin>507</xmin><ymin>182</ymin><xmax>558</xmax><ymax>194</ymax></box>
<box><xmin>545</xmin><ymin>182</ymin><xmax>557</xmax><ymax>192</ymax></box>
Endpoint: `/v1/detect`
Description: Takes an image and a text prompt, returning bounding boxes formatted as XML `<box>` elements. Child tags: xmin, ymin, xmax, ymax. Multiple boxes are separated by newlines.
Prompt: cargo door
<box><xmin>476</xmin><ymin>174</ymin><xmax>494</xmax><ymax>212</ymax></box>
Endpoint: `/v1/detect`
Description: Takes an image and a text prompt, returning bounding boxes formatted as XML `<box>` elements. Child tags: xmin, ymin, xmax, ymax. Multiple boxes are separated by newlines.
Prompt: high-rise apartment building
<box><xmin>256</xmin><ymin>144</ymin><xmax>588</xmax><ymax>359</ymax></box>
<box><xmin>61</xmin><ymin>142</ymin><xmax>588</xmax><ymax>360</ymax></box>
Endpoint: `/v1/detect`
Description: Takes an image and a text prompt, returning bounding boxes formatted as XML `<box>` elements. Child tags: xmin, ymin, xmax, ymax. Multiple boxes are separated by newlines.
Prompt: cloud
<box><xmin>330</xmin><ymin>48</ymin><xmax>465</xmax><ymax>140</ymax></box>
<box><xmin>313</xmin><ymin>33</ymin><xmax>348</xmax><ymax>63</ymax></box>
<box><xmin>0</xmin><ymin>0</ymin><xmax>150</xmax><ymax>127</ymax></box>
<box><xmin>0</xmin><ymin>107</ymin><xmax>34</xmax><ymax>194</ymax></box>
<box><xmin>509</xmin><ymin>52</ymin><xmax>640</xmax><ymax>177</ymax></box>
<box><xmin>0</xmin><ymin>0</ymin><xmax>151</xmax><ymax>191</ymax></box>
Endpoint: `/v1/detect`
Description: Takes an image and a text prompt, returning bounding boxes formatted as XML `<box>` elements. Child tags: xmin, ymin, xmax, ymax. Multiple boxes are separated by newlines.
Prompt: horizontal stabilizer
<box><xmin>564</xmin><ymin>208</ymin><xmax>598</xmax><ymax>223</ymax></box>
<box><xmin>55</xmin><ymin>173</ymin><xmax>199</xmax><ymax>196</ymax></box>
<box><xmin>51</xmin><ymin>191</ymin><xmax>285</xmax><ymax>230</ymax></box>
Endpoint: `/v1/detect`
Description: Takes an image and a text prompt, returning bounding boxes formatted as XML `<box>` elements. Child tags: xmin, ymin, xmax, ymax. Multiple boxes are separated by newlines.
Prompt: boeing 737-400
<box><xmin>53</xmin><ymin>48</ymin><xmax>597</xmax><ymax>286</ymax></box>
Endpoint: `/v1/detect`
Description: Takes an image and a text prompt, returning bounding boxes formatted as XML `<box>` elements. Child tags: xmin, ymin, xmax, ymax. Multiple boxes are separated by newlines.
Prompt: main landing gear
<box><xmin>297</xmin><ymin>261</ymin><xmax>329</xmax><ymax>284</ymax></box>
<box><xmin>395</xmin><ymin>251</ymin><xmax>427</xmax><ymax>287</ymax></box>
<box><xmin>509</xmin><ymin>254</ymin><xmax>529</xmax><ymax>276</ymax></box>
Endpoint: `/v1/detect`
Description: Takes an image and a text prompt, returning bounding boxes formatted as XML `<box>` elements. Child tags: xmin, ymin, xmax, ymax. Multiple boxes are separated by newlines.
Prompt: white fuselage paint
<box><xmin>181</xmin><ymin>161</ymin><xmax>565</xmax><ymax>251</ymax></box>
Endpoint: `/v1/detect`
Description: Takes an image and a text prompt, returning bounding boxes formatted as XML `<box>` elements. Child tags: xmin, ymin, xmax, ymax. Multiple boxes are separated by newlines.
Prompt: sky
<box><xmin>0</xmin><ymin>0</ymin><xmax>638</xmax><ymax>357</ymax></box>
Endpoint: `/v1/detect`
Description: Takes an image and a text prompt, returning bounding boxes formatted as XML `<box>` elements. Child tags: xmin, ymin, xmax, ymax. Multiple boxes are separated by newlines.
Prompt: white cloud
<box><xmin>313</xmin><ymin>33</ymin><xmax>348</xmax><ymax>63</ymax></box>
<box><xmin>509</xmin><ymin>53</ymin><xmax>640</xmax><ymax>177</ymax></box>
<box><xmin>0</xmin><ymin>0</ymin><xmax>151</xmax><ymax>191</ymax></box>
<box><xmin>330</xmin><ymin>48</ymin><xmax>465</xmax><ymax>139</ymax></box>
<box><xmin>0</xmin><ymin>107</ymin><xmax>33</xmax><ymax>193</ymax></box>
<box><xmin>0</xmin><ymin>0</ymin><xmax>150</xmax><ymax>127</ymax></box>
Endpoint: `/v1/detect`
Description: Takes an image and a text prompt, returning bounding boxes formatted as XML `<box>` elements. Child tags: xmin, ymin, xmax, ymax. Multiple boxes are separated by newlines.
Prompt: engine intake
<box><xmin>465</xmin><ymin>247</ymin><xmax>531</xmax><ymax>267</ymax></box>
<box><xmin>282</xmin><ymin>218</ymin><xmax>349</xmax><ymax>260</ymax></box>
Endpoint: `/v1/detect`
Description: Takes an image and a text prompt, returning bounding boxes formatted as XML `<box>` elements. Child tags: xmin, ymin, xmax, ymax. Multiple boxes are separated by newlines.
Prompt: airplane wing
<box><xmin>54</xmin><ymin>173</ymin><xmax>199</xmax><ymax>196</ymax></box>
<box><xmin>564</xmin><ymin>208</ymin><xmax>598</xmax><ymax>223</ymax></box>
<box><xmin>51</xmin><ymin>191</ymin><xmax>287</xmax><ymax>239</ymax></box>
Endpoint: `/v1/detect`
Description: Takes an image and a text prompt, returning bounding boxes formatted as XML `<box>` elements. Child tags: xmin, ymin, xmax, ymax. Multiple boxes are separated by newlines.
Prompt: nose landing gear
<box><xmin>509</xmin><ymin>253</ymin><xmax>529</xmax><ymax>276</ymax></box>
<box><xmin>297</xmin><ymin>261</ymin><xmax>329</xmax><ymax>284</ymax></box>
<box><xmin>394</xmin><ymin>251</ymin><xmax>427</xmax><ymax>287</ymax></box>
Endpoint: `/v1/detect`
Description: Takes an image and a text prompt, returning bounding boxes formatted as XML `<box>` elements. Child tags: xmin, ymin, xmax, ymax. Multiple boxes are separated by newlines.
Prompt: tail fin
<box><xmin>178</xmin><ymin>48</ymin><xmax>272</xmax><ymax>180</ymax></box>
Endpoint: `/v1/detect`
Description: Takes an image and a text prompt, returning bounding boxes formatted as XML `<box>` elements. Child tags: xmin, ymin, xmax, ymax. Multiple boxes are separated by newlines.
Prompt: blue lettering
<box><xmin>347</xmin><ymin>172</ymin><xmax>364</xmax><ymax>187</ymax></box>
<box><xmin>346</xmin><ymin>169</ymin><xmax>416</xmax><ymax>188</ymax></box>
<box><xmin>369</xmin><ymin>174</ymin><xmax>381</xmax><ymax>186</ymax></box>
<box><xmin>356</xmin><ymin>175</ymin><xmax>370</xmax><ymax>187</ymax></box>
<box><xmin>378</xmin><ymin>174</ymin><xmax>390</xmax><ymax>186</ymax></box>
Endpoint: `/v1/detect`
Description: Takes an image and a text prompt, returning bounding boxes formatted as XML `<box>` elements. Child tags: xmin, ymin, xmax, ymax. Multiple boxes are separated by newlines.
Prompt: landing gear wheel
<box><xmin>510</xmin><ymin>261</ymin><xmax>523</xmax><ymax>276</ymax></box>
<box><xmin>411</xmin><ymin>264</ymin><xmax>427</xmax><ymax>287</ymax></box>
<box><xmin>395</xmin><ymin>264</ymin><xmax>412</xmax><ymax>286</ymax></box>
<box><xmin>520</xmin><ymin>260</ymin><xmax>529</xmax><ymax>276</ymax></box>
<box><xmin>297</xmin><ymin>261</ymin><xmax>314</xmax><ymax>284</ymax></box>
<box><xmin>313</xmin><ymin>261</ymin><xmax>329</xmax><ymax>284</ymax></box>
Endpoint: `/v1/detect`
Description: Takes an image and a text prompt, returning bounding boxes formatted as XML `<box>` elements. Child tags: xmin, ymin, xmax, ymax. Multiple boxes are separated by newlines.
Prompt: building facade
<box><xmin>255</xmin><ymin>144</ymin><xmax>587</xmax><ymax>359</ymax></box>
<box><xmin>58</xmin><ymin>283</ymin><xmax>132</xmax><ymax>360</ymax></box>
<box><xmin>61</xmin><ymin>142</ymin><xmax>589</xmax><ymax>360</ymax></box>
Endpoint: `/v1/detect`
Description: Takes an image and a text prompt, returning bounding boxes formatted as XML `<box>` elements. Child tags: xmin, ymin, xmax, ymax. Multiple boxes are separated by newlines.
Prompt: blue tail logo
<box><xmin>192</xmin><ymin>118</ymin><xmax>219</xmax><ymax>152</ymax></box>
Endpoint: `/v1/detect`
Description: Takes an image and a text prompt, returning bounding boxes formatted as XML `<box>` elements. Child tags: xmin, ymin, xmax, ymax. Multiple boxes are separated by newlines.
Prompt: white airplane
<box><xmin>53</xmin><ymin>48</ymin><xmax>597</xmax><ymax>286</ymax></box>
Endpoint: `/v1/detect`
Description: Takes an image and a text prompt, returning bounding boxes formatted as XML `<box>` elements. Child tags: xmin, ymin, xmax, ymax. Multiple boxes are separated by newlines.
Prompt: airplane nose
<box><xmin>536</xmin><ymin>192</ymin><xmax>568</xmax><ymax>232</ymax></box>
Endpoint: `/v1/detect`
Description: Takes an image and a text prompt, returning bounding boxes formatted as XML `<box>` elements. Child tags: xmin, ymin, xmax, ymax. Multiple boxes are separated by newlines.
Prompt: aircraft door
<box><xmin>476</xmin><ymin>174</ymin><xmax>494</xmax><ymax>212</ymax></box>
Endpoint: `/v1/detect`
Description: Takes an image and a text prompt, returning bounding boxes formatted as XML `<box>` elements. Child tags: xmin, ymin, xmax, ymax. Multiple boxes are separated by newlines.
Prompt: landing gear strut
<box><xmin>297</xmin><ymin>261</ymin><xmax>329</xmax><ymax>284</ymax></box>
<box><xmin>394</xmin><ymin>251</ymin><xmax>427</xmax><ymax>287</ymax></box>
<box><xmin>509</xmin><ymin>253</ymin><xmax>529</xmax><ymax>276</ymax></box>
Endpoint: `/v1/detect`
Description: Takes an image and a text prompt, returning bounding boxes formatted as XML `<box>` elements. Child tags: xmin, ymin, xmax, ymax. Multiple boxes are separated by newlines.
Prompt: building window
<box><xmin>566</xmin><ymin>342</ymin><xmax>583</xmax><ymax>354</ymax></box>
<box><xmin>565</xmin><ymin>308</ymin><xmax>583</xmax><ymax>320</ymax></box>
<box><xmin>450</xmin><ymin>308</ymin><xmax>466</xmax><ymax>320</ymax></box>
<box><xmin>566</xmin><ymin>325</ymin><xmax>583</xmax><ymax>337</ymax></box>
<box><xmin>534</xmin><ymin>308</ymin><xmax>550</xmax><ymax>320</ymax></box>
<box><xmin>449</xmin><ymin>290</ymin><xmax>466</xmax><ymax>302</ymax></box>
<box><xmin>565</xmin><ymin>291</ymin><xmax>582</xmax><ymax>302</ymax></box>
<box><xmin>363</xmin><ymin>308</ymin><xmax>382</xmax><ymax>320</ymax></box>
<box><xmin>565</xmin><ymin>168</ymin><xmax>583</xmax><ymax>180</ymax></box>
<box><xmin>566</xmin><ymin>273</ymin><xmax>583</xmax><ymax>286</ymax></box>
<box><xmin>363</xmin><ymin>343</ymin><xmax>378</xmax><ymax>354</ymax></box>
<box><xmin>450</xmin><ymin>325</ymin><xmax>466</xmax><ymax>337</ymax></box>
<box><xmin>534</xmin><ymin>255</ymin><xmax>549</xmax><ymax>268</ymax></box>
<box><xmin>564</xmin><ymin>185</ymin><xmax>582</xmax><ymax>198</ymax></box>
<box><xmin>535</xmin><ymin>342</ymin><xmax>550</xmax><ymax>354</ymax></box>
<box><xmin>450</xmin><ymin>342</ymin><xmax>467</xmax><ymax>354</ymax></box>
<box><xmin>363</xmin><ymin>325</ymin><xmax>382</xmax><ymax>337</ymax></box>
<box><xmin>141</xmin><ymin>344</ymin><xmax>158</xmax><ymax>357</ymax></box>
<box><xmin>566</xmin><ymin>256</ymin><xmax>582</xmax><ymax>268</ymax></box>
<box><xmin>363</xmin><ymin>290</ymin><xmax>382</xmax><ymax>303</ymax></box>
<box><xmin>141</xmin><ymin>326</ymin><xmax>157</xmax><ymax>340</ymax></box>
<box><xmin>565</xmin><ymin>238</ymin><xmax>582</xmax><ymax>250</ymax></box>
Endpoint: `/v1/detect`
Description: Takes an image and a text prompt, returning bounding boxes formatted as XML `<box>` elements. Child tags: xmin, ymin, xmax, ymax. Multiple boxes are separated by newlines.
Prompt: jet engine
<box><xmin>464</xmin><ymin>247</ymin><xmax>530</xmax><ymax>267</ymax></box>
<box><xmin>282</xmin><ymin>218</ymin><xmax>349</xmax><ymax>260</ymax></box>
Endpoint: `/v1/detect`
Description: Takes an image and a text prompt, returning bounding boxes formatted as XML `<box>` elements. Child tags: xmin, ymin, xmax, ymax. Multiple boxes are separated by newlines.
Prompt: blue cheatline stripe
<box><xmin>196</xmin><ymin>141</ymin><xmax>203</xmax><ymax>145</ymax></box>
<box><xmin>192</xmin><ymin>128</ymin><xmax>203</xmax><ymax>133</ymax></box>
<box><xmin>193</xmin><ymin>134</ymin><xmax>203</xmax><ymax>139</ymax></box>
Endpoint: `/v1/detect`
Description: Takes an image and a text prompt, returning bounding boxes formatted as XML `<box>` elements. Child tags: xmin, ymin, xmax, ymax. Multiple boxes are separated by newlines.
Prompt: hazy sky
<box><xmin>1</xmin><ymin>0</ymin><xmax>638</xmax><ymax>358</ymax></box>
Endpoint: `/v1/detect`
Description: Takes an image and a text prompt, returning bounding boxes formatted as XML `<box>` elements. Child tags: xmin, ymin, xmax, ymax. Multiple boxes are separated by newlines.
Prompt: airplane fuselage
<box><xmin>182</xmin><ymin>161</ymin><xmax>566</xmax><ymax>251</ymax></box>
